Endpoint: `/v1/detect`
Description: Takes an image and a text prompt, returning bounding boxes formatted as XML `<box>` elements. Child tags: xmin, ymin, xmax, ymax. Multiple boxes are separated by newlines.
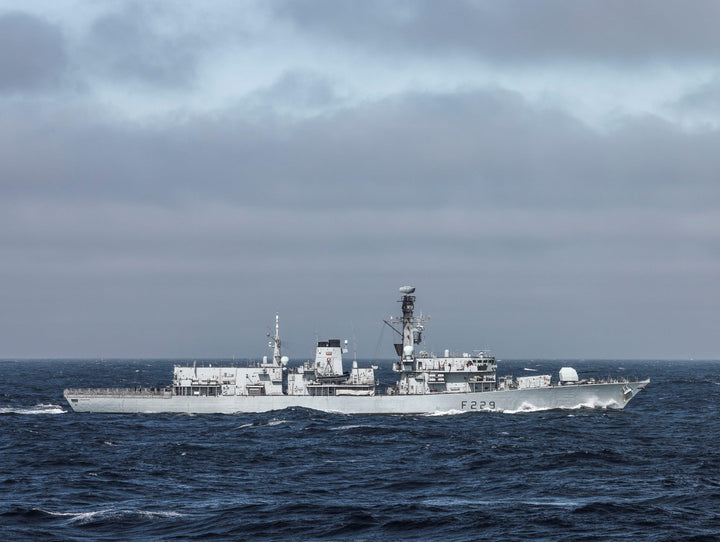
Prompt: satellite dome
<box><xmin>559</xmin><ymin>367</ymin><xmax>579</xmax><ymax>382</ymax></box>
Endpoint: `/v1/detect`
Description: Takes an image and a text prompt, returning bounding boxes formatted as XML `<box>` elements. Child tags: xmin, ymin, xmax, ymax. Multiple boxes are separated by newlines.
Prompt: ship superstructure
<box><xmin>287</xmin><ymin>339</ymin><xmax>376</xmax><ymax>397</ymax></box>
<box><xmin>386</xmin><ymin>285</ymin><xmax>498</xmax><ymax>396</ymax></box>
<box><xmin>64</xmin><ymin>286</ymin><xmax>649</xmax><ymax>414</ymax></box>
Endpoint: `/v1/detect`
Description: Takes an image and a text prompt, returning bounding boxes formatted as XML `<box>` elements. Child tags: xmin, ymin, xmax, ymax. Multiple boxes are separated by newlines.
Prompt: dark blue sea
<box><xmin>1</xmin><ymin>359</ymin><xmax>719</xmax><ymax>541</ymax></box>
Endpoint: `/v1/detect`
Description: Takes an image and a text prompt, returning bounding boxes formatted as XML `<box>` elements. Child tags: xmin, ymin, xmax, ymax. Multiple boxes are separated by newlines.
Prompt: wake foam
<box><xmin>423</xmin><ymin>409</ymin><xmax>468</xmax><ymax>417</ymax></box>
<box><xmin>0</xmin><ymin>404</ymin><xmax>66</xmax><ymax>415</ymax></box>
<box><xmin>501</xmin><ymin>397</ymin><xmax>621</xmax><ymax>414</ymax></box>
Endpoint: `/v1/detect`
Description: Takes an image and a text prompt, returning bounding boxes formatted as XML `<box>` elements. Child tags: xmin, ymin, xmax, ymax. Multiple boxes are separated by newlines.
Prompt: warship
<box><xmin>64</xmin><ymin>286</ymin><xmax>649</xmax><ymax>414</ymax></box>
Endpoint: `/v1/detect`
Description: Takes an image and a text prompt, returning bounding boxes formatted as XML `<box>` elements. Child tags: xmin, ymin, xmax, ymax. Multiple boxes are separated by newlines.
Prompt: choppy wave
<box><xmin>2</xmin><ymin>359</ymin><xmax>720</xmax><ymax>540</ymax></box>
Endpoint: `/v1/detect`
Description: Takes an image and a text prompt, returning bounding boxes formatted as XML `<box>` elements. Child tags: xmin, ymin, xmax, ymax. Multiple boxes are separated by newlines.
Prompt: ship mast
<box><xmin>268</xmin><ymin>313</ymin><xmax>282</xmax><ymax>366</ymax></box>
<box><xmin>400</xmin><ymin>286</ymin><xmax>416</xmax><ymax>369</ymax></box>
<box><xmin>391</xmin><ymin>285</ymin><xmax>428</xmax><ymax>372</ymax></box>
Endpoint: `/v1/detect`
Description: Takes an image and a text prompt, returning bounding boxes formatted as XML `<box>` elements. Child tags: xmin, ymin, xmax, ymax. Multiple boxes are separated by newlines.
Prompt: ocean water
<box><xmin>1</xmin><ymin>359</ymin><xmax>719</xmax><ymax>541</ymax></box>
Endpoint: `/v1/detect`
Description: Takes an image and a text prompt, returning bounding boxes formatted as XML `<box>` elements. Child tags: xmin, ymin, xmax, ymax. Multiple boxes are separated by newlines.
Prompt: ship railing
<box><xmin>544</xmin><ymin>376</ymin><xmax>642</xmax><ymax>387</ymax></box>
<box><xmin>64</xmin><ymin>387</ymin><xmax>171</xmax><ymax>396</ymax></box>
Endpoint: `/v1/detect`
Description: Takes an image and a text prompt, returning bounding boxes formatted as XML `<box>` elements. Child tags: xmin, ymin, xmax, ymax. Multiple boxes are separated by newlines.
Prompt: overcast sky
<box><xmin>1</xmin><ymin>0</ymin><xmax>719</xmax><ymax>360</ymax></box>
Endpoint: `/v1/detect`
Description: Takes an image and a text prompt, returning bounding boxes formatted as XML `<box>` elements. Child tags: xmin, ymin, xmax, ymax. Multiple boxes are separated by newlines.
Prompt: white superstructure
<box><xmin>64</xmin><ymin>287</ymin><xmax>649</xmax><ymax>414</ymax></box>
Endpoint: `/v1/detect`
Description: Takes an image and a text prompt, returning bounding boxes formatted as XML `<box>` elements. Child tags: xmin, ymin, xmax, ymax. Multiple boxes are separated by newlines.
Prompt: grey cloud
<box><xmin>4</xmin><ymin>88</ymin><xmax>719</xmax><ymax>213</ymax></box>
<box><xmin>671</xmin><ymin>76</ymin><xmax>720</xmax><ymax>118</ymax></box>
<box><xmin>82</xmin><ymin>2</ymin><xmax>202</xmax><ymax>87</ymax></box>
<box><xmin>0</xmin><ymin>12</ymin><xmax>66</xmax><ymax>92</ymax></box>
<box><xmin>271</xmin><ymin>0</ymin><xmax>720</xmax><ymax>63</ymax></box>
<box><xmin>250</xmin><ymin>70</ymin><xmax>341</xmax><ymax>111</ymax></box>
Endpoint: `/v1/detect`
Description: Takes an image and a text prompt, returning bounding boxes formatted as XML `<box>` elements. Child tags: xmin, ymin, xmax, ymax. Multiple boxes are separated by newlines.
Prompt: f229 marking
<box><xmin>461</xmin><ymin>400</ymin><xmax>496</xmax><ymax>410</ymax></box>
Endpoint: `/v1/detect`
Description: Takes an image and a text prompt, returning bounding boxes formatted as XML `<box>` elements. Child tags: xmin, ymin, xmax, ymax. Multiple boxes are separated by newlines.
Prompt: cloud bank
<box><xmin>1</xmin><ymin>1</ymin><xmax>719</xmax><ymax>359</ymax></box>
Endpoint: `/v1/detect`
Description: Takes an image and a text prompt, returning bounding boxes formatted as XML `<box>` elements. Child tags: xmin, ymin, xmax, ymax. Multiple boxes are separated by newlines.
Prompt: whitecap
<box><xmin>45</xmin><ymin>508</ymin><xmax>184</xmax><ymax>524</ymax></box>
<box><xmin>519</xmin><ymin>498</ymin><xmax>583</xmax><ymax>508</ymax></box>
<box><xmin>330</xmin><ymin>424</ymin><xmax>374</xmax><ymax>430</ymax></box>
<box><xmin>423</xmin><ymin>497</ymin><xmax>494</xmax><ymax>507</ymax></box>
<box><xmin>424</xmin><ymin>496</ymin><xmax>585</xmax><ymax>509</ymax></box>
<box><xmin>266</xmin><ymin>419</ymin><xmax>289</xmax><ymax>426</ymax></box>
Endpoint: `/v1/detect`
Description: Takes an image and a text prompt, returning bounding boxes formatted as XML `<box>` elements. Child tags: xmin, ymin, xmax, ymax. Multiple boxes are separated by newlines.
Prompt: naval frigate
<box><xmin>64</xmin><ymin>286</ymin><xmax>649</xmax><ymax>414</ymax></box>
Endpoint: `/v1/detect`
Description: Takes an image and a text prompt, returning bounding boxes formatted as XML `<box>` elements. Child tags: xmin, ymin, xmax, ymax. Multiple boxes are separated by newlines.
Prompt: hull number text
<box><xmin>461</xmin><ymin>400</ymin><xmax>496</xmax><ymax>410</ymax></box>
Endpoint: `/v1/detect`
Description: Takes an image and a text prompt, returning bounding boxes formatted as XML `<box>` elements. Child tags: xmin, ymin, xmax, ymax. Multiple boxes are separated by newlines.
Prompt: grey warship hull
<box><xmin>64</xmin><ymin>286</ymin><xmax>650</xmax><ymax>415</ymax></box>
<box><xmin>65</xmin><ymin>379</ymin><xmax>648</xmax><ymax>414</ymax></box>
